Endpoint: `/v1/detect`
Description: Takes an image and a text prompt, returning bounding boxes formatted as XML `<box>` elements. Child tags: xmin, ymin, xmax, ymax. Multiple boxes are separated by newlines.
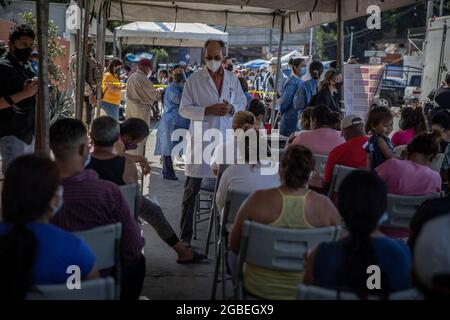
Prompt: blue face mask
<box><xmin>84</xmin><ymin>153</ymin><xmax>92</xmax><ymax>168</ymax></box>
<box><xmin>51</xmin><ymin>186</ymin><xmax>64</xmax><ymax>216</ymax></box>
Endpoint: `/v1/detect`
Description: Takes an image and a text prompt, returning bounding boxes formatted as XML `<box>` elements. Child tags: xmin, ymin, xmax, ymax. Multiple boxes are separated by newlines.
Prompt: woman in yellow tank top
<box><xmin>229</xmin><ymin>144</ymin><xmax>341</xmax><ymax>299</ymax></box>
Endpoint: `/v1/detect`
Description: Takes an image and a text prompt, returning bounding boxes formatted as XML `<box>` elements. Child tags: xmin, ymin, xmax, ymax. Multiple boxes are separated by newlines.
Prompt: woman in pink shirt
<box><xmin>376</xmin><ymin>129</ymin><xmax>442</xmax><ymax>195</ymax></box>
<box><xmin>290</xmin><ymin>104</ymin><xmax>344</xmax><ymax>155</ymax></box>
<box><xmin>391</xmin><ymin>106</ymin><xmax>427</xmax><ymax>146</ymax></box>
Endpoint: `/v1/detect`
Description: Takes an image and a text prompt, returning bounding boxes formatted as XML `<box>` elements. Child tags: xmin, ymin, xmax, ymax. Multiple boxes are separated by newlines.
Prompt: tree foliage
<box><xmin>20</xmin><ymin>11</ymin><xmax>66</xmax><ymax>86</ymax></box>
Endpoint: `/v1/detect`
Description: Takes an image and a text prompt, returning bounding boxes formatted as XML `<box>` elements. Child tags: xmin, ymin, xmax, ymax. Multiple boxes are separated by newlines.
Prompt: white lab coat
<box><xmin>180</xmin><ymin>67</ymin><xmax>247</xmax><ymax>178</ymax></box>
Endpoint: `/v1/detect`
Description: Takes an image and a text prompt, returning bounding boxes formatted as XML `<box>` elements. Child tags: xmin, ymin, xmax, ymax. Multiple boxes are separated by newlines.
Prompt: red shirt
<box><xmin>323</xmin><ymin>135</ymin><xmax>369</xmax><ymax>183</ymax></box>
<box><xmin>208</xmin><ymin>66</ymin><xmax>224</xmax><ymax>96</ymax></box>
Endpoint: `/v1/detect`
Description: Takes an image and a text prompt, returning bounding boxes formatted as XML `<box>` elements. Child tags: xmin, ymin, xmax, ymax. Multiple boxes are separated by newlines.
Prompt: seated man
<box><xmin>323</xmin><ymin>115</ymin><xmax>368</xmax><ymax>191</ymax></box>
<box><xmin>49</xmin><ymin>118</ymin><xmax>144</xmax><ymax>300</ymax></box>
<box><xmin>88</xmin><ymin>116</ymin><xmax>205</xmax><ymax>263</ymax></box>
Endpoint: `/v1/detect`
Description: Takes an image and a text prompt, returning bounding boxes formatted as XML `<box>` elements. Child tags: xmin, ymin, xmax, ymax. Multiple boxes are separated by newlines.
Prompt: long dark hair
<box><xmin>0</xmin><ymin>154</ymin><xmax>60</xmax><ymax>299</ymax></box>
<box><xmin>107</xmin><ymin>58</ymin><xmax>122</xmax><ymax>77</ymax></box>
<box><xmin>338</xmin><ymin>170</ymin><xmax>389</xmax><ymax>299</ymax></box>
<box><xmin>400</xmin><ymin>106</ymin><xmax>427</xmax><ymax>134</ymax></box>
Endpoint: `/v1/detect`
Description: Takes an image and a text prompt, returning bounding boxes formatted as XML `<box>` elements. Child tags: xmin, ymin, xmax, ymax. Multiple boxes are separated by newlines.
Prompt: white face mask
<box><xmin>148</xmin><ymin>70</ymin><xmax>153</xmax><ymax>78</ymax></box>
<box><xmin>206</xmin><ymin>59</ymin><xmax>222</xmax><ymax>73</ymax></box>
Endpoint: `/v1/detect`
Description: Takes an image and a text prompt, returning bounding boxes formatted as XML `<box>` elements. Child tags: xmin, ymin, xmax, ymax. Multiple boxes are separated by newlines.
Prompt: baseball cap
<box><xmin>179</xmin><ymin>61</ymin><xmax>187</xmax><ymax>67</ymax></box>
<box><xmin>340</xmin><ymin>115</ymin><xmax>363</xmax><ymax>130</ymax></box>
<box><xmin>268</xmin><ymin>57</ymin><xmax>278</xmax><ymax>65</ymax></box>
<box><xmin>30</xmin><ymin>51</ymin><xmax>39</xmax><ymax>57</ymax></box>
<box><xmin>138</xmin><ymin>58</ymin><xmax>152</xmax><ymax>67</ymax></box>
<box><xmin>414</xmin><ymin>215</ymin><xmax>450</xmax><ymax>289</ymax></box>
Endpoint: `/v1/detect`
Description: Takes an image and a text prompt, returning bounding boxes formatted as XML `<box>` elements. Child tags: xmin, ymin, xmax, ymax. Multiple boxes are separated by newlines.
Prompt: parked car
<box><xmin>377</xmin><ymin>77</ymin><xmax>406</xmax><ymax>108</ymax></box>
<box><xmin>404</xmin><ymin>74</ymin><xmax>422</xmax><ymax>104</ymax></box>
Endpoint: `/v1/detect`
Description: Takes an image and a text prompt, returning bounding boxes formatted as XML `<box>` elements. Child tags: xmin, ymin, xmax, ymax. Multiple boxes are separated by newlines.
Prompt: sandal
<box><xmin>177</xmin><ymin>251</ymin><xmax>207</xmax><ymax>264</ymax></box>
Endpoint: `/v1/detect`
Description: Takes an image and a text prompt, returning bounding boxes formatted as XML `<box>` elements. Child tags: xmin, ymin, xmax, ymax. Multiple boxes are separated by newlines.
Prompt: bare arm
<box><xmin>229</xmin><ymin>193</ymin><xmax>256</xmax><ymax>254</ymax></box>
<box><xmin>83</xmin><ymin>266</ymin><xmax>100</xmax><ymax>280</ymax></box>
<box><xmin>303</xmin><ymin>247</ymin><xmax>318</xmax><ymax>285</ymax></box>
<box><xmin>123</xmin><ymin>158</ymin><xmax>139</xmax><ymax>185</ymax></box>
<box><xmin>0</xmin><ymin>80</ymin><xmax>38</xmax><ymax>109</ymax></box>
<box><xmin>377</xmin><ymin>137</ymin><xmax>398</xmax><ymax>160</ymax></box>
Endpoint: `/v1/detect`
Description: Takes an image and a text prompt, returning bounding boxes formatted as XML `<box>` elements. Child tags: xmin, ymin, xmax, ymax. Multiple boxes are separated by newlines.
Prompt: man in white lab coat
<box><xmin>178</xmin><ymin>39</ymin><xmax>247</xmax><ymax>246</ymax></box>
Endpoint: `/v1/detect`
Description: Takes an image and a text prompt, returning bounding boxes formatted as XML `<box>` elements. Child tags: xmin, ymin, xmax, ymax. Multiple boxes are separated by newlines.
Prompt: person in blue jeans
<box><xmin>304</xmin><ymin>170</ymin><xmax>412</xmax><ymax>298</ymax></box>
<box><xmin>101</xmin><ymin>58</ymin><xmax>125</xmax><ymax>120</ymax></box>
<box><xmin>279</xmin><ymin>57</ymin><xmax>305</xmax><ymax>137</ymax></box>
<box><xmin>0</xmin><ymin>154</ymin><xmax>99</xmax><ymax>299</ymax></box>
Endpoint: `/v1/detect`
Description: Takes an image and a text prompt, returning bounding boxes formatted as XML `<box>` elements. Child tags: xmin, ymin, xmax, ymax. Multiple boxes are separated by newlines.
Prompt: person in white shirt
<box><xmin>178</xmin><ymin>39</ymin><xmax>247</xmax><ymax>246</ymax></box>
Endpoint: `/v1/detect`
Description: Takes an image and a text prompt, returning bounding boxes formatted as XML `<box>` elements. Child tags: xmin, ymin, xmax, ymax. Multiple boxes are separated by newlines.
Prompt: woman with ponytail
<box><xmin>304</xmin><ymin>170</ymin><xmax>412</xmax><ymax>298</ymax></box>
<box><xmin>0</xmin><ymin>154</ymin><xmax>98</xmax><ymax>299</ymax></box>
<box><xmin>376</xmin><ymin>128</ymin><xmax>442</xmax><ymax>195</ymax></box>
<box><xmin>229</xmin><ymin>145</ymin><xmax>340</xmax><ymax>299</ymax></box>
<box><xmin>279</xmin><ymin>57</ymin><xmax>306</xmax><ymax>137</ymax></box>
<box><xmin>293</xmin><ymin>61</ymin><xmax>324</xmax><ymax>118</ymax></box>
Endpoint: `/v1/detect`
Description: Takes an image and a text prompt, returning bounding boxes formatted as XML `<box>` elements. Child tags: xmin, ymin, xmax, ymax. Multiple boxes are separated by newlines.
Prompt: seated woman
<box><xmin>215</xmin><ymin>127</ymin><xmax>281</xmax><ymax>213</ymax></box>
<box><xmin>304</xmin><ymin>170</ymin><xmax>412</xmax><ymax>297</ymax></box>
<box><xmin>0</xmin><ymin>154</ymin><xmax>98</xmax><ymax>299</ymax></box>
<box><xmin>289</xmin><ymin>104</ymin><xmax>344</xmax><ymax>155</ymax></box>
<box><xmin>375</xmin><ymin>129</ymin><xmax>442</xmax><ymax>196</ymax></box>
<box><xmin>391</xmin><ymin>106</ymin><xmax>427</xmax><ymax>146</ymax></box>
<box><xmin>247</xmin><ymin>99</ymin><xmax>265</xmax><ymax>129</ymax></box>
<box><xmin>210</xmin><ymin>111</ymin><xmax>256</xmax><ymax>175</ymax></box>
<box><xmin>87</xmin><ymin>116</ymin><xmax>205</xmax><ymax>263</ymax></box>
<box><xmin>228</xmin><ymin>145</ymin><xmax>341</xmax><ymax>300</ymax></box>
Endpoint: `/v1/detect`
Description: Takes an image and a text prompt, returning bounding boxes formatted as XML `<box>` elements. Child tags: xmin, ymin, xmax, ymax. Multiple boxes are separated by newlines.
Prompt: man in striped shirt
<box><xmin>49</xmin><ymin>118</ymin><xmax>145</xmax><ymax>300</ymax></box>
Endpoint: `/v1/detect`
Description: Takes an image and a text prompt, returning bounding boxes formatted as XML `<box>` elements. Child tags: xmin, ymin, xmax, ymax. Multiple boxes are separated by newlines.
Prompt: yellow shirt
<box><xmin>102</xmin><ymin>72</ymin><xmax>121</xmax><ymax>105</ymax></box>
<box><xmin>243</xmin><ymin>189</ymin><xmax>313</xmax><ymax>300</ymax></box>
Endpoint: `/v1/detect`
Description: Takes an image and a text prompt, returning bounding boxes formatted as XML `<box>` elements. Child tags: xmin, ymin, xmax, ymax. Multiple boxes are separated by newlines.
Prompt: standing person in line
<box><xmin>279</xmin><ymin>57</ymin><xmax>305</xmax><ymax>137</ymax></box>
<box><xmin>125</xmin><ymin>58</ymin><xmax>160</xmax><ymax>157</ymax></box>
<box><xmin>155</xmin><ymin>64</ymin><xmax>190</xmax><ymax>180</ymax></box>
<box><xmin>315</xmin><ymin>69</ymin><xmax>343</xmax><ymax>113</ymax></box>
<box><xmin>293</xmin><ymin>61</ymin><xmax>324</xmax><ymax>118</ymax></box>
<box><xmin>0</xmin><ymin>24</ymin><xmax>38</xmax><ymax>174</ymax></box>
<box><xmin>178</xmin><ymin>39</ymin><xmax>247</xmax><ymax>247</ymax></box>
<box><xmin>264</xmin><ymin>58</ymin><xmax>287</xmax><ymax>99</ymax></box>
<box><xmin>101</xmin><ymin>58</ymin><xmax>126</xmax><ymax>120</ymax></box>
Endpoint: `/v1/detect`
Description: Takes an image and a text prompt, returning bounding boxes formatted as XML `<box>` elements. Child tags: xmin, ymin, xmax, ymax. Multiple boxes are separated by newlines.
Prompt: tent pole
<box><xmin>113</xmin><ymin>29</ymin><xmax>117</xmax><ymax>58</ymax></box>
<box><xmin>270</xmin><ymin>14</ymin><xmax>285</xmax><ymax>126</ymax></box>
<box><xmin>35</xmin><ymin>0</ymin><xmax>50</xmax><ymax>153</ymax></box>
<box><xmin>75</xmin><ymin>0</ymin><xmax>83</xmax><ymax>120</ymax></box>
<box><xmin>96</xmin><ymin>10</ymin><xmax>106</xmax><ymax>118</ymax></box>
<box><xmin>77</xmin><ymin>0</ymin><xmax>91</xmax><ymax>121</ymax></box>
<box><xmin>336</xmin><ymin>0</ymin><xmax>345</xmax><ymax>113</ymax></box>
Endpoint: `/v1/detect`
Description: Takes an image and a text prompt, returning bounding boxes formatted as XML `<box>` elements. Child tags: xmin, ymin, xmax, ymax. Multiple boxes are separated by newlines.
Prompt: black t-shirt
<box><xmin>0</xmin><ymin>53</ymin><xmax>36</xmax><ymax>144</ymax></box>
<box><xmin>434</xmin><ymin>87</ymin><xmax>450</xmax><ymax>109</ymax></box>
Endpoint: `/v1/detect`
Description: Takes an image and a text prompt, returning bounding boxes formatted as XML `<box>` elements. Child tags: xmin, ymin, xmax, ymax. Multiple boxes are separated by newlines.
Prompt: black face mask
<box><xmin>226</xmin><ymin>64</ymin><xmax>233</xmax><ymax>72</ymax></box>
<box><xmin>173</xmin><ymin>73</ymin><xmax>184</xmax><ymax>83</ymax></box>
<box><xmin>13</xmin><ymin>47</ymin><xmax>32</xmax><ymax>63</ymax></box>
<box><xmin>334</xmin><ymin>82</ymin><xmax>343</xmax><ymax>90</ymax></box>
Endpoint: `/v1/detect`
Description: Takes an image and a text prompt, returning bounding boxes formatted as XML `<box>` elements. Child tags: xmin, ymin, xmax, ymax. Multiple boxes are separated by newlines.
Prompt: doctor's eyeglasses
<box><xmin>205</xmin><ymin>55</ymin><xmax>222</xmax><ymax>61</ymax></box>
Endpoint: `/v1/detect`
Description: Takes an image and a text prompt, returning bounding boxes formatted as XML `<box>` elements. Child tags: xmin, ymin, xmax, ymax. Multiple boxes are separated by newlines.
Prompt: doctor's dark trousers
<box><xmin>180</xmin><ymin>177</ymin><xmax>203</xmax><ymax>242</ymax></box>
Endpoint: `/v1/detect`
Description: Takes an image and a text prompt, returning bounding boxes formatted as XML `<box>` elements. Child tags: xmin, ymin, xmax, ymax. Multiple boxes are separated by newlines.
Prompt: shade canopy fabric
<box><xmin>107</xmin><ymin>0</ymin><xmax>425</xmax><ymax>32</ymax></box>
<box><xmin>114</xmin><ymin>22</ymin><xmax>228</xmax><ymax>47</ymax></box>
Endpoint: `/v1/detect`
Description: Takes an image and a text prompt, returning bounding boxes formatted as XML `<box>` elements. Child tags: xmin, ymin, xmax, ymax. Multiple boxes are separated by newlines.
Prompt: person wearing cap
<box><xmin>179</xmin><ymin>60</ymin><xmax>193</xmax><ymax>79</ymax></box>
<box><xmin>178</xmin><ymin>39</ymin><xmax>247</xmax><ymax>247</ymax></box>
<box><xmin>263</xmin><ymin>57</ymin><xmax>287</xmax><ymax>99</ymax></box>
<box><xmin>323</xmin><ymin>115</ymin><xmax>369</xmax><ymax>188</ymax></box>
<box><xmin>279</xmin><ymin>57</ymin><xmax>305</xmax><ymax>137</ymax></box>
<box><xmin>413</xmin><ymin>215</ymin><xmax>450</xmax><ymax>299</ymax></box>
<box><xmin>30</xmin><ymin>51</ymin><xmax>39</xmax><ymax>74</ymax></box>
<box><xmin>69</xmin><ymin>35</ymin><xmax>103</xmax><ymax>125</ymax></box>
<box><xmin>347</xmin><ymin>55</ymin><xmax>359</xmax><ymax>64</ymax></box>
<box><xmin>125</xmin><ymin>58</ymin><xmax>160</xmax><ymax>157</ymax></box>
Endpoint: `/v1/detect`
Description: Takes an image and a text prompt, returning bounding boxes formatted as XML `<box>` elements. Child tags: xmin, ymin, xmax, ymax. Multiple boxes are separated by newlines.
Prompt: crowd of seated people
<box><xmin>3</xmin><ymin>99</ymin><xmax>450</xmax><ymax>300</ymax></box>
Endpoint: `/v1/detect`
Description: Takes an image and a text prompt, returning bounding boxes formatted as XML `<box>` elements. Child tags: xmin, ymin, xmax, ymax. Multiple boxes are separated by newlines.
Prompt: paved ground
<box><xmin>140</xmin><ymin>125</ymin><xmax>218</xmax><ymax>300</ymax></box>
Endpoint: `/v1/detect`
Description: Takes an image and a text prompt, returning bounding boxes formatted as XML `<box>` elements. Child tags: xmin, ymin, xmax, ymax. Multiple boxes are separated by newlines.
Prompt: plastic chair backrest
<box><xmin>328</xmin><ymin>165</ymin><xmax>356</xmax><ymax>197</ymax></box>
<box><xmin>119</xmin><ymin>184</ymin><xmax>138</xmax><ymax>219</ymax></box>
<box><xmin>241</xmin><ymin>221</ymin><xmax>339</xmax><ymax>272</ymax></box>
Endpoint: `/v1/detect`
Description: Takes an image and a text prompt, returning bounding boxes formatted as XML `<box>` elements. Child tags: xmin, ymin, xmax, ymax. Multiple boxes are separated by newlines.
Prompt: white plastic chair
<box><xmin>327</xmin><ymin>165</ymin><xmax>357</xmax><ymax>198</ymax></box>
<box><xmin>211</xmin><ymin>189</ymin><xmax>250</xmax><ymax>300</ymax></box>
<box><xmin>297</xmin><ymin>284</ymin><xmax>424</xmax><ymax>300</ymax></box>
<box><xmin>119</xmin><ymin>184</ymin><xmax>139</xmax><ymax>220</ymax></box>
<box><xmin>74</xmin><ymin>223</ymin><xmax>122</xmax><ymax>299</ymax></box>
<box><xmin>383</xmin><ymin>192</ymin><xmax>442</xmax><ymax>229</ymax></box>
<box><xmin>235</xmin><ymin>221</ymin><xmax>340</xmax><ymax>299</ymax></box>
<box><xmin>429</xmin><ymin>153</ymin><xmax>445</xmax><ymax>173</ymax></box>
<box><xmin>27</xmin><ymin>277</ymin><xmax>116</xmax><ymax>300</ymax></box>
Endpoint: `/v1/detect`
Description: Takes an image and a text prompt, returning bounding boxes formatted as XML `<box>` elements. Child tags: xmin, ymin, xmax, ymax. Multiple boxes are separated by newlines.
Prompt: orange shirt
<box><xmin>102</xmin><ymin>72</ymin><xmax>121</xmax><ymax>105</ymax></box>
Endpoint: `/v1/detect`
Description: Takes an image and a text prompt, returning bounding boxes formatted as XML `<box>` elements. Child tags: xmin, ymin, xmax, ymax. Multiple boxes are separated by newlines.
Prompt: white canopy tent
<box><xmin>107</xmin><ymin>0</ymin><xmax>425</xmax><ymax>32</ymax></box>
<box><xmin>114</xmin><ymin>22</ymin><xmax>228</xmax><ymax>47</ymax></box>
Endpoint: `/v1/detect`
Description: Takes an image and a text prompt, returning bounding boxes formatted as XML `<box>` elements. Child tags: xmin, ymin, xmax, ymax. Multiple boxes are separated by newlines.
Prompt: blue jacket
<box><xmin>293</xmin><ymin>78</ymin><xmax>319</xmax><ymax>114</ymax></box>
<box><xmin>155</xmin><ymin>81</ymin><xmax>190</xmax><ymax>156</ymax></box>
<box><xmin>279</xmin><ymin>74</ymin><xmax>303</xmax><ymax>137</ymax></box>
